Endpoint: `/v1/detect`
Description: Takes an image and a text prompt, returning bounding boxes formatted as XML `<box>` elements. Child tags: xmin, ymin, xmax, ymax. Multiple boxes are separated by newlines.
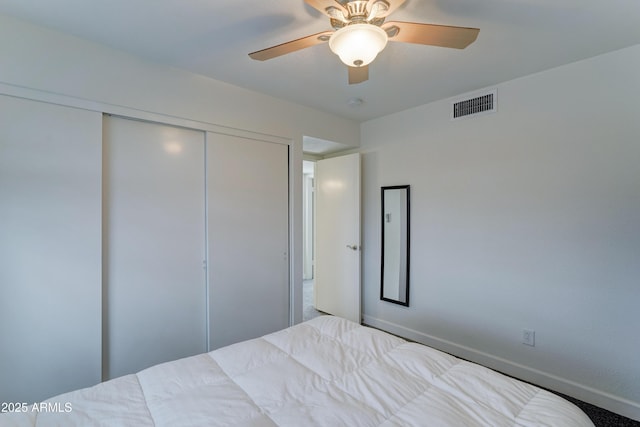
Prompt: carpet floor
<box><xmin>558</xmin><ymin>393</ymin><xmax>640</xmax><ymax>426</ymax></box>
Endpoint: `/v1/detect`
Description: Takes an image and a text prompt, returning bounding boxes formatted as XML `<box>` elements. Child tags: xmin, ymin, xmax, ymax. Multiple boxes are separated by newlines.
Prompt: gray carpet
<box><xmin>557</xmin><ymin>393</ymin><xmax>640</xmax><ymax>426</ymax></box>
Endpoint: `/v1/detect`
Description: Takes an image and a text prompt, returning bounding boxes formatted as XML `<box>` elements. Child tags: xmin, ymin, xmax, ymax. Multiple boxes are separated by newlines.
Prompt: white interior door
<box><xmin>104</xmin><ymin>116</ymin><xmax>207</xmax><ymax>379</ymax></box>
<box><xmin>0</xmin><ymin>95</ymin><xmax>102</xmax><ymax>402</ymax></box>
<box><xmin>207</xmin><ymin>133</ymin><xmax>289</xmax><ymax>350</ymax></box>
<box><xmin>315</xmin><ymin>153</ymin><xmax>361</xmax><ymax>323</ymax></box>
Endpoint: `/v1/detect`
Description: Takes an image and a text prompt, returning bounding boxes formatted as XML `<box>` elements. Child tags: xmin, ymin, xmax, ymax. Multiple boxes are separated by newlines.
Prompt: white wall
<box><xmin>361</xmin><ymin>44</ymin><xmax>640</xmax><ymax>420</ymax></box>
<box><xmin>0</xmin><ymin>14</ymin><xmax>359</xmax><ymax>148</ymax></box>
<box><xmin>0</xmin><ymin>13</ymin><xmax>361</xmax><ymax>326</ymax></box>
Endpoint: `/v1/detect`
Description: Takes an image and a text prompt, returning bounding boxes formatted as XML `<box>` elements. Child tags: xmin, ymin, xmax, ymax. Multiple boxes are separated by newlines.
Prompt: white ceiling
<box><xmin>1</xmin><ymin>0</ymin><xmax>640</xmax><ymax>122</ymax></box>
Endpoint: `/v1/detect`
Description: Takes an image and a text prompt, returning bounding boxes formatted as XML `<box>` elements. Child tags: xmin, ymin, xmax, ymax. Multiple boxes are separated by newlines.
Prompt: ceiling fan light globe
<box><xmin>329</xmin><ymin>24</ymin><xmax>388</xmax><ymax>67</ymax></box>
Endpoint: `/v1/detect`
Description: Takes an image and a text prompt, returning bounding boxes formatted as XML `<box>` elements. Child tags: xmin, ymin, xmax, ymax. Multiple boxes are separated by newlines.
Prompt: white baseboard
<box><xmin>363</xmin><ymin>315</ymin><xmax>640</xmax><ymax>422</ymax></box>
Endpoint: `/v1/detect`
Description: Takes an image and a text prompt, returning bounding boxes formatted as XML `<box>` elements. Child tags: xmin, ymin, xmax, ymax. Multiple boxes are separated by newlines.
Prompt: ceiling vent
<box><xmin>451</xmin><ymin>89</ymin><xmax>497</xmax><ymax>120</ymax></box>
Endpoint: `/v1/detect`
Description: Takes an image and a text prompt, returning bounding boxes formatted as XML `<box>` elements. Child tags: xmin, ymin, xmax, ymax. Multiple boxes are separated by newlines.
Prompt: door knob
<box><xmin>346</xmin><ymin>245</ymin><xmax>359</xmax><ymax>251</ymax></box>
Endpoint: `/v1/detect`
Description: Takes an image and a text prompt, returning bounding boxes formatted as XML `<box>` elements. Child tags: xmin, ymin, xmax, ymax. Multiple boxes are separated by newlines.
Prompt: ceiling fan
<box><xmin>249</xmin><ymin>0</ymin><xmax>480</xmax><ymax>84</ymax></box>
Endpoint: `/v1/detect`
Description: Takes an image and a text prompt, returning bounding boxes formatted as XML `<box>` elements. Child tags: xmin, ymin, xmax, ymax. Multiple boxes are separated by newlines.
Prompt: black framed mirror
<box><xmin>380</xmin><ymin>185</ymin><xmax>410</xmax><ymax>306</ymax></box>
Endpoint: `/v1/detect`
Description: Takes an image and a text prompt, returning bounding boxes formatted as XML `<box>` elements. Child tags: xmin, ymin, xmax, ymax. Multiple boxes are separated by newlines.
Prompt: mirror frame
<box><xmin>380</xmin><ymin>185</ymin><xmax>410</xmax><ymax>306</ymax></box>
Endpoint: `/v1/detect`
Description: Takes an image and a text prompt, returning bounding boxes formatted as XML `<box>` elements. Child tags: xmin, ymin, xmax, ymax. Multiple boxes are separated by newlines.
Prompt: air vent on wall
<box><xmin>451</xmin><ymin>89</ymin><xmax>497</xmax><ymax>120</ymax></box>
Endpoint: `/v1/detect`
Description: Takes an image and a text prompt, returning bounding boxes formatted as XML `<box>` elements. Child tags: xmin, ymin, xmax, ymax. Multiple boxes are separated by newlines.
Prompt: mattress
<box><xmin>1</xmin><ymin>315</ymin><xmax>594</xmax><ymax>426</ymax></box>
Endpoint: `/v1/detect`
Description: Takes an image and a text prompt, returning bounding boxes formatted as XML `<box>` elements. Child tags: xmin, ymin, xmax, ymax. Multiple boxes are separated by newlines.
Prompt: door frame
<box><xmin>1</xmin><ymin>83</ymin><xmax>302</xmax><ymax>333</ymax></box>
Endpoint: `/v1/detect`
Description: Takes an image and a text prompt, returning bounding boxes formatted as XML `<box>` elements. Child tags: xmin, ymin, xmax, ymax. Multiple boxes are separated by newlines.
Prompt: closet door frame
<box><xmin>1</xmin><ymin>84</ymin><xmax>301</xmax><ymax>357</ymax></box>
<box><xmin>103</xmin><ymin>115</ymin><xmax>208</xmax><ymax>379</ymax></box>
<box><xmin>0</xmin><ymin>95</ymin><xmax>103</xmax><ymax>403</ymax></box>
<box><xmin>206</xmin><ymin>132</ymin><xmax>291</xmax><ymax>350</ymax></box>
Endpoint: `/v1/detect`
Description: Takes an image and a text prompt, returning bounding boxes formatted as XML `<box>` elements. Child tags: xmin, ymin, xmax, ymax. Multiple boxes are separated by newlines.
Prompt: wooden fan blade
<box><xmin>382</xmin><ymin>21</ymin><xmax>479</xmax><ymax>49</ymax></box>
<box><xmin>249</xmin><ymin>31</ymin><xmax>333</xmax><ymax>61</ymax></box>
<box><xmin>304</xmin><ymin>0</ymin><xmax>346</xmax><ymax>16</ymax></box>
<box><xmin>348</xmin><ymin>65</ymin><xmax>369</xmax><ymax>84</ymax></box>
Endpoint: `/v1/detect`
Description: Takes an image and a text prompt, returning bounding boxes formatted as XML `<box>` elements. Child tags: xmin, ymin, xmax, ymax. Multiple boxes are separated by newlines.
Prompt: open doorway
<box><xmin>303</xmin><ymin>160</ymin><xmax>322</xmax><ymax>321</ymax></box>
<box><xmin>301</xmin><ymin>135</ymin><xmax>358</xmax><ymax>322</ymax></box>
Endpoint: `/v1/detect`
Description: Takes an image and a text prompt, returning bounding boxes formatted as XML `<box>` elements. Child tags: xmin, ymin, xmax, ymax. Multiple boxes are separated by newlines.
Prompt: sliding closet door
<box><xmin>208</xmin><ymin>134</ymin><xmax>289</xmax><ymax>349</ymax></box>
<box><xmin>103</xmin><ymin>116</ymin><xmax>206</xmax><ymax>379</ymax></box>
<box><xmin>0</xmin><ymin>95</ymin><xmax>102</xmax><ymax>402</ymax></box>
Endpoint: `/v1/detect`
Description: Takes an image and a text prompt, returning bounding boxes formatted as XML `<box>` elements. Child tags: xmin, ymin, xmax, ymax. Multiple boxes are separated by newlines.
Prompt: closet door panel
<box><xmin>104</xmin><ymin>116</ymin><xmax>206</xmax><ymax>379</ymax></box>
<box><xmin>0</xmin><ymin>95</ymin><xmax>102</xmax><ymax>402</ymax></box>
<box><xmin>208</xmin><ymin>134</ymin><xmax>289</xmax><ymax>349</ymax></box>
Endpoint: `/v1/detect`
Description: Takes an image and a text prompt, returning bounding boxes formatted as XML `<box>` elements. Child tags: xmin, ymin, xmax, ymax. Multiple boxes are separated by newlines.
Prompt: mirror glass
<box><xmin>380</xmin><ymin>185</ymin><xmax>410</xmax><ymax>306</ymax></box>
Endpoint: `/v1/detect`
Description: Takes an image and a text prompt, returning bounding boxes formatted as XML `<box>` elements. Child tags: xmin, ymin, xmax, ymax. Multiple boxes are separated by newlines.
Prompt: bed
<box><xmin>2</xmin><ymin>315</ymin><xmax>594</xmax><ymax>426</ymax></box>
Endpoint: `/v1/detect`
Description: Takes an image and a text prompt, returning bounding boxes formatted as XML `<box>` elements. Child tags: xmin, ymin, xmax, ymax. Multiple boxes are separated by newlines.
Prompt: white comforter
<box><xmin>2</xmin><ymin>316</ymin><xmax>594</xmax><ymax>426</ymax></box>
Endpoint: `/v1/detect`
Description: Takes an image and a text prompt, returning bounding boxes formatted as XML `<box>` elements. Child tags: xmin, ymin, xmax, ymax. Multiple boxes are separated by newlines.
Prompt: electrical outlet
<box><xmin>522</xmin><ymin>329</ymin><xmax>535</xmax><ymax>346</ymax></box>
